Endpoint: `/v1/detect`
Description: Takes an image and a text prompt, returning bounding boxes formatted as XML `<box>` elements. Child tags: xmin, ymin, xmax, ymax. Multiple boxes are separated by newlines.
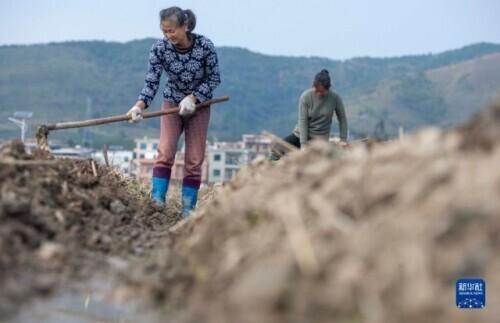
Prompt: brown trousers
<box><xmin>152</xmin><ymin>101</ymin><xmax>210</xmax><ymax>189</ymax></box>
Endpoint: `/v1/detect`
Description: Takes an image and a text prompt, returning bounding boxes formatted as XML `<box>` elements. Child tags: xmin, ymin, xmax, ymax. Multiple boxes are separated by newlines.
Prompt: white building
<box><xmin>92</xmin><ymin>146</ymin><xmax>134</xmax><ymax>176</ymax></box>
<box><xmin>51</xmin><ymin>146</ymin><xmax>94</xmax><ymax>159</ymax></box>
<box><xmin>208</xmin><ymin>141</ymin><xmax>249</xmax><ymax>183</ymax></box>
<box><xmin>131</xmin><ymin>134</ymin><xmax>265</xmax><ymax>184</ymax></box>
<box><xmin>134</xmin><ymin>136</ymin><xmax>159</xmax><ymax>160</ymax></box>
<box><xmin>242</xmin><ymin>134</ymin><xmax>272</xmax><ymax>161</ymax></box>
<box><xmin>132</xmin><ymin>137</ymin><xmax>210</xmax><ymax>185</ymax></box>
<box><xmin>133</xmin><ymin>137</ymin><xmax>160</xmax><ymax>183</ymax></box>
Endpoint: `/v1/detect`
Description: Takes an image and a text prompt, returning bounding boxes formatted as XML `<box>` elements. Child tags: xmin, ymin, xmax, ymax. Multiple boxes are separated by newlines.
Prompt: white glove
<box><xmin>127</xmin><ymin>105</ymin><xmax>143</xmax><ymax>123</ymax></box>
<box><xmin>179</xmin><ymin>95</ymin><xmax>196</xmax><ymax>116</ymax></box>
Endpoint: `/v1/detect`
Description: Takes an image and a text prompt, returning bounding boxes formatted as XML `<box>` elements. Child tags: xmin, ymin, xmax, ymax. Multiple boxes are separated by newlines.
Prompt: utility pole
<box><xmin>8</xmin><ymin>111</ymin><xmax>33</xmax><ymax>143</ymax></box>
<box><xmin>82</xmin><ymin>96</ymin><xmax>94</xmax><ymax>148</ymax></box>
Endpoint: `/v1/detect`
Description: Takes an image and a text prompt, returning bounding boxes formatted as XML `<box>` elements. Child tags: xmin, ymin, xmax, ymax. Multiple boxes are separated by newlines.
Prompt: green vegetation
<box><xmin>1</xmin><ymin>40</ymin><xmax>499</xmax><ymax>147</ymax></box>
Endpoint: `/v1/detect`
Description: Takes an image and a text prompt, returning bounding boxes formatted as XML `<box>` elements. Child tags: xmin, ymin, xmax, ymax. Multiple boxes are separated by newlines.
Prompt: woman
<box><xmin>127</xmin><ymin>7</ymin><xmax>221</xmax><ymax>217</ymax></box>
<box><xmin>270</xmin><ymin>69</ymin><xmax>347</xmax><ymax>160</ymax></box>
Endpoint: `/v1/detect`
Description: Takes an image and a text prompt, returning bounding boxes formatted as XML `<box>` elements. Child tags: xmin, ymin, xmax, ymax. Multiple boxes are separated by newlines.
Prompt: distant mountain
<box><xmin>1</xmin><ymin>40</ymin><xmax>499</xmax><ymax>147</ymax></box>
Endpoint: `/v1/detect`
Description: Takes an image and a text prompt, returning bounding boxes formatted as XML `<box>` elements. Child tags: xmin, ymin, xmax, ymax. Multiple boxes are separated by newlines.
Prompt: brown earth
<box><xmin>0</xmin><ymin>142</ymin><xmax>181</xmax><ymax>318</ymax></box>
<box><xmin>123</xmin><ymin>99</ymin><xmax>500</xmax><ymax>323</ymax></box>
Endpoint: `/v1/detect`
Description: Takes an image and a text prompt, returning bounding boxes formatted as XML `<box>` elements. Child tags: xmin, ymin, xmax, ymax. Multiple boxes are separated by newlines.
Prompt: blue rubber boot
<box><xmin>182</xmin><ymin>186</ymin><xmax>199</xmax><ymax>218</ymax></box>
<box><xmin>151</xmin><ymin>176</ymin><xmax>169</xmax><ymax>207</ymax></box>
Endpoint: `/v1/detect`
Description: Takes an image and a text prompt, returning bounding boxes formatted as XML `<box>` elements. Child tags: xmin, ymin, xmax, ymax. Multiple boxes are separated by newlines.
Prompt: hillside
<box><xmin>0</xmin><ymin>40</ymin><xmax>499</xmax><ymax>147</ymax></box>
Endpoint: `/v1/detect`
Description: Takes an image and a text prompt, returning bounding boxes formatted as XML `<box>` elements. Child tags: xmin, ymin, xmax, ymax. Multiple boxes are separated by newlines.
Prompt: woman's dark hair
<box><xmin>313</xmin><ymin>69</ymin><xmax>331</xmax><ymax>90</ymax></box>
<box><xmin>159</xmin><ymin>7</ymin><xmax>196</xmax><ymax>33</ymax></box>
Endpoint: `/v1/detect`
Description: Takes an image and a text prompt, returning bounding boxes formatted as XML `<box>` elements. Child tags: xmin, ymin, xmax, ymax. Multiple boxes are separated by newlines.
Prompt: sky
<box><xmin>0</xmin><ymin>0</ymin><xmax>499</xmax><ymax>59</ymax></box>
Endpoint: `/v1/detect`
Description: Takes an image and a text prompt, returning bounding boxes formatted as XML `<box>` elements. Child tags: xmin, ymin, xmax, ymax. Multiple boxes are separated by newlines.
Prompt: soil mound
<box><xmin>125</xmin><ymin>101</ymin><xmax>500</xmax><ymax>323</ymax></box>
<box><xmin>0</xmin><ymin>141</ymin><xmax>180</xmax><ymax>317</ymax></box>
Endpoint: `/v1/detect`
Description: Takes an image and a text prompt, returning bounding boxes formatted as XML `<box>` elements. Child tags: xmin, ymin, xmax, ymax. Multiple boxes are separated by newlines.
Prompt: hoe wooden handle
<box><xmin>45</xmin><ymin>96</ymin><xmax>229</xmax><ymax>131</ymax></box>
